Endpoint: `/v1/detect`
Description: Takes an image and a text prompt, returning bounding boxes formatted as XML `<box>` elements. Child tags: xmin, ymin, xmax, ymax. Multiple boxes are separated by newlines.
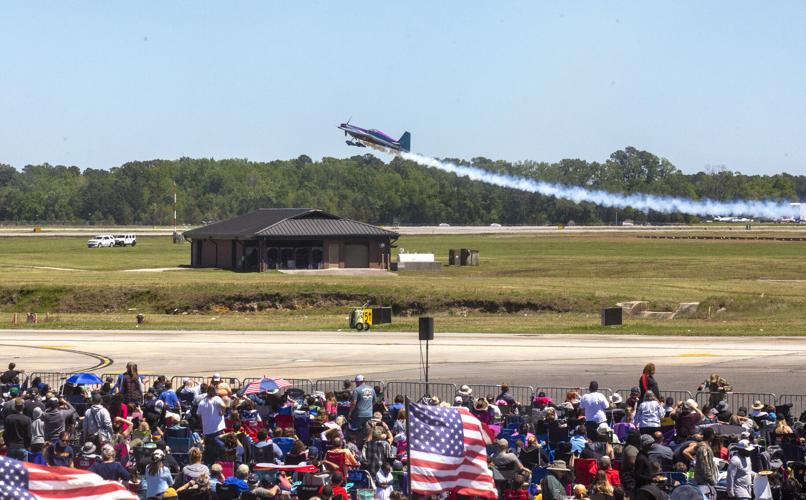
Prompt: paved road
<box><xmin>2</xmin><ymin>329</ymin><xmax>803</xmax><ymax>396</ymax></box>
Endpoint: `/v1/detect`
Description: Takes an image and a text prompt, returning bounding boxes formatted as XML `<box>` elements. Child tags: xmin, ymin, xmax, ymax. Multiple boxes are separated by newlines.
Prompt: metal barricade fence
<box><xmin>695</xmin><ymin>391</ymin><xmax>776</xmax><ymax>412</ymax></box>
<box><xmin>385</xmin><ymin>381</ymin><xmax>458</xmax><ymax>405</ymax></box>
<box><xmin>777</xmin><ymin>394</ymin><xmax>806</xmax><ymax>416</ymax></box>
<box><xmin>533</xmin><ymin>386</ymin><xmax>587</xmax><ymax>404</ymax></box>
<box><xmin>241</xmin><ymin>377</ymin><xmax>314</xmax><ymax>394</ymax></box>
<box><xmin>314</xmin><ymin>379</ymin><xmax>384</xmax><ymax>395</ymax></box>
<box><xmin>169</xmin><ymin>375</ymin><xmax>242</xmax><ymax>391</ymax></box>
<box><xmin>28</xmin><ymin>371</ymin><xmax>70</xmax><ymax>392</ymax></box>
<box><xmin>616</xmin><ymin>389</ymin><xmax>693</xmax><ymax>404</ymax></box>
<box><xmin>103</xmin><ymin>372</ymin><xmax>175</xmax><ymax>392</ymax></box>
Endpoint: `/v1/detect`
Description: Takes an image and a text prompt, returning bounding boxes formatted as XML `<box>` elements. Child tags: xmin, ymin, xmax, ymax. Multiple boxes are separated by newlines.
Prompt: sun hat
<box><xmin>152</xmin><ymin>449</ymin><xmax>165</xmax><ymax>461</ymax></box>
<box><xmin>752</xmin><ymin>400</ymin><xmax>765</xmax><ymax>411</ymax></box>
<box><xmin>685</xmin><ymin>399</ymin><xmax>699</xmax><ymax>410</ymax></box>
<box><xmin>547</xmin><ymin>460</ymin><xmax>570</xmax><ymax>471</ymax></box>
<box><xmin>474</xmin><ymin>398</ymin><xmax>489</xmax><ymax>411</ymax></box>
<box><xmin>162</xmin><ymin>487</ymin><xmax>178</xmax><ymax>498</ymax></box>
<box><xmin>458</xmin><ymin>385</ymin><xmax>473</xmax><ymax>396</ymax></box>
<box><xmin>81</xmin><ymin>442</ymin><xmax>96</xmax><ymax>454</ymax></box>
<box><xmin>735</xmin><ymin>439</ymin><xmax>755</xmax><ymax>451</ymax></box>
<box><xmin>212</xmin><ymin>373</ymin><xmax>222</xmax><ymax>381</ymax></box>
<box><xmin>610</xmin><ymin>393</ymin><xmax>624</xmax><ymax>405</ymax></box>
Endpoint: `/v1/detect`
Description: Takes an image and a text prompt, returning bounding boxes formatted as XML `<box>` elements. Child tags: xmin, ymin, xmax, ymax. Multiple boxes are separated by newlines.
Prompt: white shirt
<box><xmin>580</xmin><ymin>391</ymin><xmax>609</xmax><ymax>423</ymax></box>
<box><xmin>196</xmin><ymin>395</ymin><xmax>225</xmax><ymax>435</ymax></box>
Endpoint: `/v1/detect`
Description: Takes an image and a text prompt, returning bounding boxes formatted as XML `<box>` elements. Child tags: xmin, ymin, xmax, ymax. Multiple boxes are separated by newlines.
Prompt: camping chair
<box><xmin>324</xmin><ymin>449</ymin><xmax>348</xmax><ymax>476</ymax></box>
<box><xmin>275</xmin><ymin>413</ymin><xmax>293</xmax><ymax>429</ymax></box>
<box><xmin>548</xmin><ymin>425</ymin><xmax>570</xmax><ymax>446</ymax></box>
<box><xmin>347</xmin><ymin>468</ymin><xmax>373</xmax><ymax>490</ymax></box>
<box><xmin>273</xmin><ymin>436</ymin><xmax>295</xmax><ymax>456</ymax></box>
<box><xmin>251</xmin><ymin>442</ymin><xmax>276</xmax><ymax>465</ymax></box>
<box><xmin>215</xmin><ymin>460</ymin><xmax>235</xmax><ymax>478</ymax></box>
<box><xmin>574</xmin><ymin>458</ymin><xmax>598</xmax><ymax>487</ymax></box>
<box><xmin>214</xmin><ymin>482</ymin><xmax>241</xmax><ymax>500</ymax></box>
<box><xmin>294</xmin><ymin>414</ymin><xmax>311</xmax><ymax>444</ymax></box>
<box><xmin>531</xmin><ymin>466</ymin><xmax>549</xmax><ymax>485</ymax></box>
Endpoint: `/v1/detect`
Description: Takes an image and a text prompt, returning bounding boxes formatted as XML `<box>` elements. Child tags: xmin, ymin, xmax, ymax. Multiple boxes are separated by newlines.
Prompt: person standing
<box><xmin>580</xmin><ymin>381</ymin><xmax>610</xmax><ymax>436</ymax></box>
<box><xmin>196</xmin><ymin>384</ymin><xmax>230</xmax><ymax>465</ymax></box>
<box><xmin>119</xmin><ymin>362</ymin><xmax>145</xmax><ymax>405</ymax></box>
<box><xmin>635</xmin><ymin>391</ymin><xmax>665</xmax><ymax>435</ymax></box>
<box><xmin>349</xmin><ymin>375</ymin><xmax>375</xmax><ymax>432</ymax></box>
<box><xmin>726</xmin><ymin>440</ymin><xmax>755</xmax><ymax>500</ymax></box>
<box><xmin>83</xmin><ymin>391</ymin><xmax>113</xmax><ymax>445</ymax></box>
<box><xmin>639</xmin><ymin>363</ymin><xmax>660</xmax><ymax>403</ymax></box>
<box><xmin>4</xmin><ymin>398</ymin><xmax>32</xmax><ymax>460</ymax></box>
<box><xmin>692</xmin><ymin>428</ymin><xmax>719</xmax><ymax>498</ymax></box>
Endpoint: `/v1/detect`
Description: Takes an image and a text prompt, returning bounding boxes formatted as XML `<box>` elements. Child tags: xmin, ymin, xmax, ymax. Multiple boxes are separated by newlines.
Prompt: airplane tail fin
<box><xmin>399</xmin><ymin>132</ymin><xmax>411</xmax><ymax>153</ymax></box>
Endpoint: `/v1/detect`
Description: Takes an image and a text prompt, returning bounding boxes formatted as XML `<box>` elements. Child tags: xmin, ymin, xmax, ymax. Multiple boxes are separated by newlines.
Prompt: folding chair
<box><xmin>347</xmin><ymin>468</ymin><xmax>373</xmax><ymax>490</ymax></box>
<box><xmin>574</xmin><ymin>457</ymin><xmax>598</xmax><ymax>486</ymax></box>
<box><xmin>531</xmin><ymin>466</ymin><xmax>549</xmax><ymax>485</ymax></box>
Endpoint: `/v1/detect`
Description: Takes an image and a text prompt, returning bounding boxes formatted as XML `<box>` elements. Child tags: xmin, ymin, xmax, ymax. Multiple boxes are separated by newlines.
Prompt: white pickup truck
<box><xmin>114</xmin><ymin>234</ymin><xmax>137</xmax><ymax>247</ymax></box>
<box><xmin>87</xmin><ymin>234</ymin><xmax>116</xmax><ymax>248</ymax></box>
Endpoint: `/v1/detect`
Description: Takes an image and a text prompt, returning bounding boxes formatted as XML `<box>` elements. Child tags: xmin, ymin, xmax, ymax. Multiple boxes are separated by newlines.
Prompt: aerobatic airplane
<box><xmin>338</xmin><ymin>120</ymin><xmax>411</xmax><ymax>153</ymax></box>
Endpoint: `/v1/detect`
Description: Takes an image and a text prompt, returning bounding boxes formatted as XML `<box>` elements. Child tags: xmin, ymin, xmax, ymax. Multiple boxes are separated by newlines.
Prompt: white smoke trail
<box><xmin>400</xmin><ymin>152</ymin><xmax>798</xmax><ymax>219</ymax></box>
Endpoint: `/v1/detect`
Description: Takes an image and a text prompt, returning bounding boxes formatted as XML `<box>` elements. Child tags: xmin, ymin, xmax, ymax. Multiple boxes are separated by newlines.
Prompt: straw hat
<box><xmin>609</xmin><ymin>393</ymin><xmax>623</xmax><ymax>405</ymax></box>
<box><xmin>457</xmin><ymin>385</ymin><xmax>473</xmax><ymax>396</ymax></box>
<box><xmin>474</xmin><ymin>398</ymin><xmax>489</xmax><ymax>411</ymax></box>
<box><xmin>752</xmin><ymin>400</ymin><xmax>765</xmax><ymax>411</ymax></box>
<box><xmin>685</xmin><ymin>399</ymin><xmax>699</xmax><ymax>410</ymax></box>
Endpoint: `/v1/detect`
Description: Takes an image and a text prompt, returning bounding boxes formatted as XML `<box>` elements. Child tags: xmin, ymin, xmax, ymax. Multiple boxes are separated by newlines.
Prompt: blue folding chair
<box><xmin>531</xmin><ymin>466</ymin><xmax>549</xmax><ymax>485</ymax></box>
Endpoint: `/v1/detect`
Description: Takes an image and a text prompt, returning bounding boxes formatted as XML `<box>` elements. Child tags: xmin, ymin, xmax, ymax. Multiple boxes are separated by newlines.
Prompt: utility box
<box><xmin>448</xmin><ymin>249</ymin><xmax>461</xmax><ymax>266</ymax></box>
<box><xmin>601</xmin><ymin>307</ymin><xmax>623</xmax><ymax>326</ymax></box>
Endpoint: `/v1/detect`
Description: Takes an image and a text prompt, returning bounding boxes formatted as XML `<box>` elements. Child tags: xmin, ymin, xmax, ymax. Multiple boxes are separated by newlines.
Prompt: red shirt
<box><xmin>605</xmin><ymin>468</ymin><xmax>621</xmax><ymax>487</ymax></box>
<box><xmin>319</xmin><ymin>484</ymin><xmax>349</xmax><ymax>500</ymax></box>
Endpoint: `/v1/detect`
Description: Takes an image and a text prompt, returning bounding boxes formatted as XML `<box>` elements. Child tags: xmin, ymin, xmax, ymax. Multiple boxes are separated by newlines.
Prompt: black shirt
<box><xmin>0</xmin><ymin>369</ymin><xmax>20</xmax><ymax>384</ymax></box>
<box><xmin>4</xmin><ymin>412</ymin><xmax>32</xmax><ymax>449</ymax></box>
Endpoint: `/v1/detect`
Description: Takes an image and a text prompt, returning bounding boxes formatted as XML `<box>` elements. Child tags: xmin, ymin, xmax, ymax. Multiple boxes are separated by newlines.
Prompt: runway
<box><xmin>3</xmin><ymin>329</ymin><xmax>803</xmax><ymax>395</ymax></box>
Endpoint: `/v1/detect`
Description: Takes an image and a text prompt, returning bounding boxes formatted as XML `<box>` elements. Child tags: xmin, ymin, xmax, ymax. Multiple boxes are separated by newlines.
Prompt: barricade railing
<box><xmin>533</xmin><ymin>387</ymin><xmax>613</xmax><ymax>404</ymax></box>
<box><xmin>102</xmin><ymin>372</ymin><xmax>170</xmax><ymax>392</ymax></box>
<box><xmin>385</xmin><ymin>381</ymin><xmax>457</xmax><ymax>405</ymax></box>
<box><xmin>616</xmin><ymin>389</ymin><xmax>693</xmax><ymax>404</ymax></box>
<box><xmin>695</xmin><ymin>391</ymin><xmax>776</xmax><ymax>412</ymax></box>
<box><xmin>777</xmin><ymin>394</ymin><xmax>806</xmax><ymax>416</ymax></box>
<box><xmin>28</xmin><ymin>371</ymin><xmax>71</xmax><ymax>392</ymax></box>
<box><xmin>241</xmin><ymin>377</ymin><xmax>314</xmax><ymax>394</ymax></box>
<box><xmin>170</xmin><ymin>375</ymin><xmax>242</xmax><ymax>391</ymax></box>
<box><xmin>314</xmin><ymin>379</ymin><xmax>384</xmax><ymax>394</ymax></box>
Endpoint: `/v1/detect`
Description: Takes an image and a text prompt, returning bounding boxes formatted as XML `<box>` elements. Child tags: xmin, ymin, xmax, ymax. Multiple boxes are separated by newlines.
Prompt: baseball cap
<box><xmin>212</xmin><ymin>373</ymin><xmax>222</xmax><ymax>381</ymax></box>
<box><xmin>355</xmin><ymin>374</ymin><xmax>364</xmax><ymax>383</ymax></box>
<box><xmin>735</xmin><ymin>439</ymin><xmax>755</xmax><ymax>451</ymax></box>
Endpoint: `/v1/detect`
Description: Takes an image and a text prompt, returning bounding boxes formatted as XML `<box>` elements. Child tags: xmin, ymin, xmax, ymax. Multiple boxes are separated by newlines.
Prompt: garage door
<box><xmin>344</xmin><ymin>243</ymin><xmax>370</xmax><ymax>268</ymax></box>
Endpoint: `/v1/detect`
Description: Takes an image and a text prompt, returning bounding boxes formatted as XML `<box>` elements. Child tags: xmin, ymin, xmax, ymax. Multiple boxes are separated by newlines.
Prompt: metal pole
<box><xmin>406</xmin><ymin>397</ymin><xmax>413</xmax><ymax>500</ymax></box>
<box><xmin>425</xmin><ymin>338</ymin><xmax>430</xmax><ymax>399</ymax></box>
<box><xmin>173</xmin><ymin>181</ymin><xmax>177</xmax><ymax>234</ymax></box>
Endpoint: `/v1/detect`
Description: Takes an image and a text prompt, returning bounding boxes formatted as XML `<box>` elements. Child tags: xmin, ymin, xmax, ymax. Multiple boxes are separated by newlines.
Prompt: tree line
<box><xmin>0</xmin><ymin>147</ymin><xmax>803</xmax><ymax>225</ymax></box>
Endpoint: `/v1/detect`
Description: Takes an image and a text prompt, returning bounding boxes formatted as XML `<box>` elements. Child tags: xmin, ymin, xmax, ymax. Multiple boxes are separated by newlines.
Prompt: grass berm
<box><xmin>1</xmin><ymin>232</ymin><xmax>805</xmax><ymax>335</ymax></box>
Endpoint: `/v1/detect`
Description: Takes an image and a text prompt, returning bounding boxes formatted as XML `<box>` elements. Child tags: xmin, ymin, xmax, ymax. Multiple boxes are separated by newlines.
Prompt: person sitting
<box><xmin>222</xmin><ymin>464</ymin><xmax>251</xmax><ymax>493</ymax></box>
<box><xmin>590</xmin><ymin>470</ymin><xmax>615</xmax><ymax>500</ymax></box>
<box><xmin>90</xmin><ymin>444</ymin><xmax>131</xmax><ymax>482</ymax></box>
<box><xmin>519</xmin><ymin>435</ymin><xmax>549</xmax><ymax>468</ymax></box>
<box><xmin>75</xmin><ymin>442</ymin><xmax>99</xmax><ymax>470</ymax></box>
<box><xmin>182</xmin><ymin>447</ymin><xmax>210</xmax><ymax>482</ymax></box>
<box><xmin>251</xmin><ymin>428</ymin><xmax>282</xmax><ymax>465</ymax></box>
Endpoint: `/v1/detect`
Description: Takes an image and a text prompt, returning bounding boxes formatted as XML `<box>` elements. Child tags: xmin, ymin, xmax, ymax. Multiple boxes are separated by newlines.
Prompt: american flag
<box><xmin>0</xmin><ymin>456</ymin><xmax>137</xmax><ymax>500</ymax></box>
<box><xmin>408</xmin><ymin>401</ymin><xmax>498</xmax><ymax>498</ymax></box>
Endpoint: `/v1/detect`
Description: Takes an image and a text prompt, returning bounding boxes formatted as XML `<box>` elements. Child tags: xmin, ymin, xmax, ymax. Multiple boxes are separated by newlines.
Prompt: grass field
<box><xmin>1</xmin><ymin>232</ymin><xmax>805</xmax><ymax>335</ymax></box>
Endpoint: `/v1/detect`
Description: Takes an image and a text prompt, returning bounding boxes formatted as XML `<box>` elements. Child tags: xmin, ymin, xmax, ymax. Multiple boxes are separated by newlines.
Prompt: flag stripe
<box><xmin>19</xmin><ymin>460</ymin><xmax>138</xmax><ymax>500</ymax></box>
<box><xmin>407</xmin><ymin>402</ymin><xmax>497</xmax><ymax>499</ymax></box>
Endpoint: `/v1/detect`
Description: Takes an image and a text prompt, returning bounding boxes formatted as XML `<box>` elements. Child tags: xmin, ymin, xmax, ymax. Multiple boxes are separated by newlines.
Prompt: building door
<box><xmin>327</xmin><ymin>243</ymin><xmax>340</xmax><ymax>268</ymax></box>
<box><xmin>344</xmin><ymin>242</ymin><xmax>370</xmax><ymax>268</ymax></box>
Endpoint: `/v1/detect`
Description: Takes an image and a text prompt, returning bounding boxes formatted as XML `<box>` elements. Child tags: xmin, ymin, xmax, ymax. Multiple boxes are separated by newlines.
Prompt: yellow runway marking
<box><xmin>40</xmin><ymin>345</ymin><xmax>75</xmax><ymax>348</ymax></box>
<box><xmin>678</xmin><ymin>353</ymin><xmax>716</xmax><ymax>357</ymax></box>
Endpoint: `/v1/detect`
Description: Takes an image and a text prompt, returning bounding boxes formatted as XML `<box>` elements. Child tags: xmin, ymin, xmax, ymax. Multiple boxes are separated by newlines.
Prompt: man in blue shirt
<box><xmin>223</xmin><ymin>464</ymin><xmax>250</xmax><ymax>492</ymax></box>
<box><xmin>159</xmin><ymin>381</ymin><xmax>181</xmax><ymax>412</ymax></box>
<box><xmin>570</xmin><ymin>425</ymin><xmax>588</xmax><ymax>456</ymax></box>
<box><xmin>349</xmin><ymin>375</ymin><xmax>376</xmax><ymax>432</ymax></box>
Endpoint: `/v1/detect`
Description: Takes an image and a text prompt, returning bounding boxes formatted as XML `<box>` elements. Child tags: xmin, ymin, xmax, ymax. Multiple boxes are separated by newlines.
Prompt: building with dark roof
<box><xmin>183</xmin><ymin>208</ymin><xmax>398</xmax><ymax>271</ymax></box>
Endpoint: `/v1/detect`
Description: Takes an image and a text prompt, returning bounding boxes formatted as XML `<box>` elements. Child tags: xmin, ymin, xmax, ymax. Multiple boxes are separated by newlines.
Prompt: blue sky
<box><xmin>1</xmin><ymin>2</ymin><xmax>804</xmax><ymax>175</ymax></box>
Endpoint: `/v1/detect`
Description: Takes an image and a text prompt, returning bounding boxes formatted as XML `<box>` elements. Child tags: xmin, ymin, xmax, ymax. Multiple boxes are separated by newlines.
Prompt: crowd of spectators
<box><xmin>1</xmin><ymin>360</ymin><xmax>806</xmax><ymax>500</ymax></box>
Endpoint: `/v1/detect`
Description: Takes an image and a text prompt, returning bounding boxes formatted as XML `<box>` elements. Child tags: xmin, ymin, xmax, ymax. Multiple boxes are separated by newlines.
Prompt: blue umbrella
<box><xmin>66</xmin><ymin>373</ymin><xmax>104</xmax><ymax>386</ymax></box>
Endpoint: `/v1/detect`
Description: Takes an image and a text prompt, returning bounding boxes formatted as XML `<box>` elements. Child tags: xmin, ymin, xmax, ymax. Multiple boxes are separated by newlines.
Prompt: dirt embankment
<box><xmin>0</xmin><ymin>286</ymin><xmax>588</xmax><ymax>316</ymax></box>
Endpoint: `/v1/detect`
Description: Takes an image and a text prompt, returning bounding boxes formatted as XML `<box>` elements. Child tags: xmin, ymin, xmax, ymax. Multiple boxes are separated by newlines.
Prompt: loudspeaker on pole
<box><xmin>418</xmin><ymin>316</ymin><xmax>434</xmax><ymax>341</ymax></box>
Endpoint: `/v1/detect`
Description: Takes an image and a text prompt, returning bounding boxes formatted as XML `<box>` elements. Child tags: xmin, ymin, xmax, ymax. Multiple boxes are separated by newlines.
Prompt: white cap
<box><xmin>212</xmin><ymin>373</ymin><xmax>221</xmax><ymax>380</ymax></box>
<box><xmin>735</xmin><ymin>439</ymin><xmax>755</xmax><ymax>451</ymax></box>
<box><xmin>355</xmin><ymin>374</ymin><xmax>364</xmax><ymax>382</ymax></box>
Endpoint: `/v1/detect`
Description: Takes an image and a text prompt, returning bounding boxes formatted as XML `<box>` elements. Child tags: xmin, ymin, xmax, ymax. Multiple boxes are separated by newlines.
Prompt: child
<box><xmin>375</xmin><ymin>463</ymin><xmax>394</xmax><ymax>500</ymax></box>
